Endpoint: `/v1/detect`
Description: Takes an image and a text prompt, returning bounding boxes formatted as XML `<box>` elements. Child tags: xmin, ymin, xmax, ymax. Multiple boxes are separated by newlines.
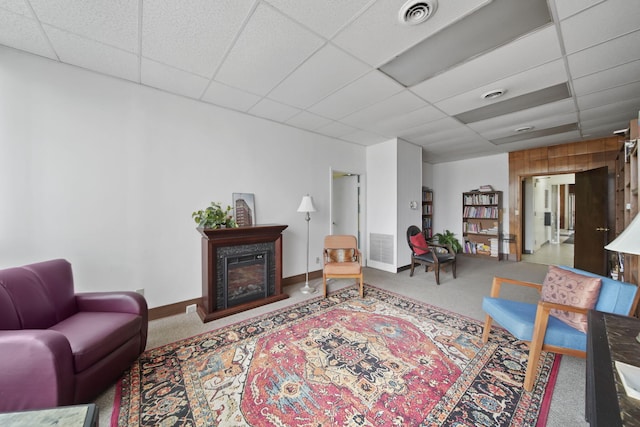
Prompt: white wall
<box><xmin>397</xmin><ymin>140</ymin><xmax>422</xmax><ymax>267</ymax></box>
<box><xmin>422</xmin><ymin>160</ymin><xmax>434</xmax><ymax>189</ymax></box>
<box><xmin>0</xmin><ymin>47</ymin><xmax>365</xmax><ymax>308</ymax></box>
<box><xmin>365</xmin><ymin>139</ymin><xmax>397</xmax><ymax>272</ymax></box>
<box><xmin>431</xmin><ymin>153</ymin><xmax>509</xmax><ymax>252</ymax></box>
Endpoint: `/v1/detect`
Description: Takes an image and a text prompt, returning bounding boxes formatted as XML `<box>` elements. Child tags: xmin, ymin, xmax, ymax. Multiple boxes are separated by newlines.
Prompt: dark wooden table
<box><xmin>586</xmin><ymin>310</ymin><xmax>640</xmax><ymax>426</ymax></box>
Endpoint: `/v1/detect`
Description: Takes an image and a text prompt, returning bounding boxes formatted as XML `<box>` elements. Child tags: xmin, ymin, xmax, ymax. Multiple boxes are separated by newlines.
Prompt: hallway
<box><xmin>521</xmin><ymin>233</ymin><xmax>574</xmax><ymax>267</ymax></box>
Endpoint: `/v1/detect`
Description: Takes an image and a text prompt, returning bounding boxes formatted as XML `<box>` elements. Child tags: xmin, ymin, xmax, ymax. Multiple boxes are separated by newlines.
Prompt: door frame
<box><xmin>518</xmin><ymin>169</ymin><xmax>613</xmax><ymax>265</ymax></box>
<box><xmin>329</xmin><ymin>167</ymin><xmax>366</xmax><ymax>263</ymax></box>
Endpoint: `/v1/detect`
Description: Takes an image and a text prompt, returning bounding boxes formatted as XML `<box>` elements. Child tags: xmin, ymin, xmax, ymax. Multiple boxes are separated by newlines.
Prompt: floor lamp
<box><xmin>297</xmin><ymin>194</ymin><xmax>317</xmax><ymax>294</ymax></box>
<box><xmin>605</xmin><ymin>213</ymin><xmax>640</xmax><ymax>341</ymax></box>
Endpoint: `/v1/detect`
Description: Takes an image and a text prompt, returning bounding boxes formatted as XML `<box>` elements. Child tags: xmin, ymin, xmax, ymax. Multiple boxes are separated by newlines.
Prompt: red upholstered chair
<box><xmin>406</xmin><ymin>225</ymin><xmax>456</xmax><ymax>285</ymax></box>
<box><xmin>322</xmin><ymin>235</ymin><xmax>363</xmax><ymax>298</ymax></box>
<box><xmin>0</xmin><ymin>259</ymin><xmax>148</xmax><ymax>412</ymax></box>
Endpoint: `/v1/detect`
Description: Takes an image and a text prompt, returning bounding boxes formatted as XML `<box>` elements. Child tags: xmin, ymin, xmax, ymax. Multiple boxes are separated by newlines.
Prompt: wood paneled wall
<box><xmin>508</xmin><ymin>137</ymin><xmax>621</xmax><ymax>260</ymax></box>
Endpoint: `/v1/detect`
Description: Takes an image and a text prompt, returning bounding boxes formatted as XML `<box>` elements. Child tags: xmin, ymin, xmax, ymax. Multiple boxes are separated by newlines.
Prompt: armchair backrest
<box><xmin>406</xmin><ymin>225</ymin><xmax>422</xmax><ymax>252</ymax></box>
<box><xmin>0</xmin><ymin>259</ymin><xmax>77</xmax><ymax>330</ymax></box>
<box><xmin>324</xmin><ymin>235</ymin><xmax>360</xmax><ymax>264</ymax></box>
<box><xmin>557</xmin><ymin>266</ymin><xmax>638</xmax><ymax>315</ymax></box>
<box><xmin>324</xmin><ymin>235</ymin><xmax>358</xmax><ymax>251</ymax></box>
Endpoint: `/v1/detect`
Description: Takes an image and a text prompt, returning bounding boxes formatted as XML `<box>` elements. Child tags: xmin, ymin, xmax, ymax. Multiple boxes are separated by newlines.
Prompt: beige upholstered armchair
<box><xmin>322</xmin><ymin>235</ymin><xmax>363</xmax><ymax>298</ymax></box>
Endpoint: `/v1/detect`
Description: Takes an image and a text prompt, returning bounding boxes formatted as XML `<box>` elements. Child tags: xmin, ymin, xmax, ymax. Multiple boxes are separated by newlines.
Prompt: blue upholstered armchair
<box><xmin>482</xmin><ymin>265</ymin><xmax>639</xmax><ymax>391</ymax></box>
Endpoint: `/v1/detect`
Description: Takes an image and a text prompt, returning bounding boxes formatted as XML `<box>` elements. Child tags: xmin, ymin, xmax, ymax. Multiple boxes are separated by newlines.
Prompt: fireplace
<box><xmin>220</xmin><ymin>249</ymin><xmax>270</xmax><ymax>309</ymax></box>
<box><xmin>198</xmin><ymin>225</ymin><xmax>288</xmax><ymax>322</ymax></box>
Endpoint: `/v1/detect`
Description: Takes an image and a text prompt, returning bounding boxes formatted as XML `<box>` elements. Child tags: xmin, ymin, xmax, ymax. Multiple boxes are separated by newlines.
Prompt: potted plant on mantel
<box><xmin>192</xmin><ymin>202</ymin><xmax>238</xmax><ymax>229</ymax></box>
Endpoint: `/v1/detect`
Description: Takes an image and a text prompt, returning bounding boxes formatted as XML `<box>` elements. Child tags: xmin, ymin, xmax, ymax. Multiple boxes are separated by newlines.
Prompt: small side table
<box><xmin>586</xmin><ymin>310</ymin><xmax>640</xmax><ymax>426</ymax></box>
<box><xmin>0</xmin><ymin>403</ymin><xmax>97</xmax><ymax>427</ymax></box>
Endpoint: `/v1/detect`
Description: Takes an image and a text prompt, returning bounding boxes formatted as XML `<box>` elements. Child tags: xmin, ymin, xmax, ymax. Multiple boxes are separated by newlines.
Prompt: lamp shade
<box><xmin>297</xmin><ymin>195</ymin><xmax>316</xmax><ymax>213</ymax></box>
<box><xmin>605</xmin><ymin>213</ymin><xmax>640</xmax><ymax>255</ymax></box>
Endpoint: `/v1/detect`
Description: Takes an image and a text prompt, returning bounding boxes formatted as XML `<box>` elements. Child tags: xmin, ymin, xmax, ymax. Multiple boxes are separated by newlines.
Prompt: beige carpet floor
<box><xmin>95</xmin><ymin>256</ymin><xmax>587</xmax><ymax>427</ymax></box>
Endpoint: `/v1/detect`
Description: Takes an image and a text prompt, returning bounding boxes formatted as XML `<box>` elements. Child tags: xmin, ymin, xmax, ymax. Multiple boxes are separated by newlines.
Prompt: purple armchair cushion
<box><xmin>49</xmin><ymin>312</ymin><xmax>142</xmax><ymax>372</ymax></box>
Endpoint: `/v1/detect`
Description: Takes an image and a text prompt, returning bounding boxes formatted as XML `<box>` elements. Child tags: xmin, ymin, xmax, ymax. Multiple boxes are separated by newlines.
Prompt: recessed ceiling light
<box><xmin>398</xmin><ymin>0</ymin><xmax>437</xmax><ymax>26</ymax></box>
<box><xmin>515</xmin><ymin>126</ymin><xmax>534</xmax><ymax>132</ymax></box>
<box><xmin>481</xmin><ymin>89</ymin><xmax>506</xmax><ymax>100</ymax></box>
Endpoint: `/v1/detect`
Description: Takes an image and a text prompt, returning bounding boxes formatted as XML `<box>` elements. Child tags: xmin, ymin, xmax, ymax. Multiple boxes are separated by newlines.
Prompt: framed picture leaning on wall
<box><xmin>232</xmin><ymin>193</ymin><xmax>256</xmax><ymax>227</ymax></box>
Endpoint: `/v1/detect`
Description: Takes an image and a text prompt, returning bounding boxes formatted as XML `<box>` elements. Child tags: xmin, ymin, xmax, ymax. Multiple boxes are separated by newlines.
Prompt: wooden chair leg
<box><xmin>359</xmin><ymin>274</ymin><xmax>364</xmax><ymax>298</ymax></box>
<box><xmin>482</xmin><ymin>315</ymin><xmax>493</xmax><ymax>343</ymax></box>
<box><xmin>434</xmin><ymin>267</ymin><xmax>440</xmax><ymax>285</ymax></box>
<box><xmin>323</xmin><ymin>273</ymin><xmax>328</xmax><ymax>298</ymax></box>
<box><xmin>524</xmin><ymin>304</ymin><xmax>551</xmax><ymax>392</ymax></box>
<box><xmin>452</xmin><ymin>260</ymin><xmax>457</xmax><ymax>278</ymax></box>
<box><xmin>410</xmin><ymin>260</ymin><xmax>415</xmax><ymax>277</ymax></box>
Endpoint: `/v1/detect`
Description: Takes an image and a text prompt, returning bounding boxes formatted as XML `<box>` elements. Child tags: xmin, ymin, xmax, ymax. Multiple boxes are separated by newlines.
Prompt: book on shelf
<box><xmin>463</xmin><ymin>193</ymin><xmax>499</xmax><ymax>205</ymax></box>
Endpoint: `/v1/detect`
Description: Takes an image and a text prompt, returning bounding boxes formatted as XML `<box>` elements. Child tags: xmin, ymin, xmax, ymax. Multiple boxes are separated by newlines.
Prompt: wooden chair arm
<box><xmin>489</xmin><ymin>276</ymin><xmax>542</xmax><ymax>298</ymax></box>
<box><xmin>538</xmin><ymin>300</ymin><xmax>590</xmax><ymax>315</ymax></box>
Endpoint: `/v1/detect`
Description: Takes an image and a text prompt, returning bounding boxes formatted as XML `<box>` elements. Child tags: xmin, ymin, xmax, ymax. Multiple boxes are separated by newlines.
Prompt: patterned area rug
<box><xmin>113</xmin><ymin>285</ymin><xmax>559</xmax><ymax>426</ymax></box>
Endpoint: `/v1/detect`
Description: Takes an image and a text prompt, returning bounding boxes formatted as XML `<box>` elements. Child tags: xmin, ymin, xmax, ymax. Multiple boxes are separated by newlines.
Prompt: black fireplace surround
<box><xmin>217</xmin><ymin>243</ymin><xmax>274</xmax><ymax>309</ymax></box>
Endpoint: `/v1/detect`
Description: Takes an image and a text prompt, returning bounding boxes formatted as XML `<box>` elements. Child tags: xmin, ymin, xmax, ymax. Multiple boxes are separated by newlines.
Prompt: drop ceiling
<box><xmin>1</xmin><ymin>0</ymin><xmax>639</xmax><ymax>163</ymax></box>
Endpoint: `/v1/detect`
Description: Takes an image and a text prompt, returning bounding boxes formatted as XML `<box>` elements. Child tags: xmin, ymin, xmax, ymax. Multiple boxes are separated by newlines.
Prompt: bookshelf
<box><xmin>422</xmin><ymin>188</ymin><xmax>433</xmax><ymax>238</ymax></box>
<box><xmin>462</xmin><ymin>190</ymin><xmax>502</xmax><ymax>259</ymax></box>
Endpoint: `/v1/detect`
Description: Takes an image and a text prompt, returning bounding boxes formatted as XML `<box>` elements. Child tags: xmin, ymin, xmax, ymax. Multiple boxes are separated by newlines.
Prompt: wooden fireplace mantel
<box><xmin>197</xmin><ymin>224</ymin><xmax>289</xmax><ymax>322</ymax></box>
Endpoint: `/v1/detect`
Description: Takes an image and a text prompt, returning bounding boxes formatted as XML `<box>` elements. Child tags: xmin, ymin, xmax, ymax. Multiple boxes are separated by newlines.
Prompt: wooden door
<box><xmin>574</xmin><ymin>167</ymin><xmax>609</xmax><ymax>275</ymax></box>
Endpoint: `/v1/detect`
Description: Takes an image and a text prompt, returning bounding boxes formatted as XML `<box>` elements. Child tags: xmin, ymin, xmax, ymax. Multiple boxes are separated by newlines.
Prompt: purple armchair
<box><xmin>0</xmin><ymin>259</ymin><xmax>148</xmax><ymax>412</ymax></box>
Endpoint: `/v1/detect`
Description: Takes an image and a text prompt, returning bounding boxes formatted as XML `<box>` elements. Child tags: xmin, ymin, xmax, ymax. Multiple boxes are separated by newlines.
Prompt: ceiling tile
<box><xmin>435</xmin><ymin>59</ymin><xmax>568</xmax><ymax>115</ymax></box>
<box><xmin>577</xmin><ymin>81</ymin><xmax>640</xmax><ymax>111</ymax></box>
<box><xmin>142</xmin><ymin>0</ymin><xmax>254</xmax><ymax>78</ymax></box>
<box><xmin>398</xmin><ymin>117</ymin><xmax>464</xmax><ymax>141</ymax></box>
<box><xmin>29</xmin><ymin>0</ymin><xmax>138</xmax><ymax>52</ymax></box>
<box><xmin>379</xmin><ymin>0</ymin><xmax>552</xmax><ymax>87</ymax></box>
<box><xmin>44</xmin><ymin>25</ymin><xmax>139</xmax><ymax>82</ymax></box>
<box><xmin>341</xmin><ymin>129</ymin><xmax>388</xmax><ymax>145</ymax></box>
<box><xmin>201</xmin><ymin>80</ymin><xmax>261</xmax><ymax>112</ymax></box>
<box><xmin>410</xmin><ymin>122</ymin><xmax>483</xmax><ymax>145</ymax></box>
<box><xmin>308</xmin><ymin>70</ymin><xmax>403</xmax><ymax>120</ymax></box>
<box><xmin>332</xmin><ymin>0</ymin><xmax>491</xmax><ymax>67</ymax></box>
<box><xmin>561</xmin><ymin>0</ymin><xmax>640</xmax><ymax>54</ymax></box>
<box><xmin>581</xmin><ymin>119</ymin><xmax>631</xmax><ymax>137</ymax></box>
<box><xmin>468</xmin><ymin>99</ymin><xmax>577</xmax><ymax>135</ymax></box>
<box><xmin>478</xmin><ymin>112</ymin><xmax>578</xmax><ymax>141</ymax></box>
<box><xmin>248</xmin><ymin>98</ymin><xmax>301</xmax><ymax>122</ymax></box>
<box><xmin>0</xmin><ymin>9</ymin><xmax>56</xmax><ymax>59</ymax></box>
<box><xmin>141</xmin><ymin>59</ymin><xmax>210</xmax><ymax>99</ymax></box>
<box><xmin>264</xmin><ymin>0</ymin><xmax>372</xmax><ymax>38</ymax></box>
<box><xmin>371</xmin><ymin>105</ymin><xmax>447</xmax><ymax>136</ymax></box>
<box><xmin>490</xmin><ymin>123</ymin><xmax>579</xmax><ymax>145</ymax></box>
<box><xmin>551</xmin><ymin>0</ymin><xmax>603</xmax><ymax>20</ymax></box>
<box><xmin>572</xmin><ymin>60</ymin><xmax>640</xmax><ymax>96</ymax></box>
<box><xmin>285</xmin><ymin>111</ymin><xmax>333</xmax><ymax>131</ymax></box>
<box><xmin>316</xmin><ymin>121</ymin><xmax>358</xmax><ymax>138</ymax></box>
<box><xmin>340</xmin><ymin>91</ymin><xmax>426</xmax><ymax>128</ymax></box>
<box><xmin>579</xmin><ymin>97</ymin><xmax>640</xmax><ymax>122</ymax></box>
<box><xmin>0</xmin><ymin>0</ymin><xmax>31</xmax><ymax>15</ymax></box>
<box><xmin>495</xmin><ymin>131</ymin><xmax>581</xmax><ymax>151</ymax></box>
<box><xmin>580</xmin><ymin>115</ymin><xmax>631</xmax><ymax>134</ymax></box>
<box><xmin>567</xmin><ymin>30</ymin><xmax>640</xmax><ymax>79</ymax></box>
<box><xmin>268</xmin><ymin>44</ymin><xmax>369</xmax><ymax>109</ymax></box>
<box><xmin>411</xmin><ymin>25</ymin><xmax>561</xmax><ymax>103</ymax></box>
<box><xmin>215</xmin><ymin>3</ymin><xmax>324</xmax><ymax>96</ymax></box>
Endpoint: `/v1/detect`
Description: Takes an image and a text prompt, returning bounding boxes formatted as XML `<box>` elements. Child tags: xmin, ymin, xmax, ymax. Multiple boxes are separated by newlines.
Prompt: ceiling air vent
<box><xmin>399</xmin><ymin>0</ymin><xmax>437</xmax><ymax>26</ymax></box>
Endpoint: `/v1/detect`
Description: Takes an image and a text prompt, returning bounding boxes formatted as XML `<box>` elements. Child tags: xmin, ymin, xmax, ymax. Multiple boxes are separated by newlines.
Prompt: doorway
<box><xmin>521</xmin><ymin>173</ymin><xmax>575</xmax><ymax>267</ymax></box>
<box><xmin>330</xmin><ymin>169</ymin><xmax>362</xmax><ymax>252</ymax></box>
